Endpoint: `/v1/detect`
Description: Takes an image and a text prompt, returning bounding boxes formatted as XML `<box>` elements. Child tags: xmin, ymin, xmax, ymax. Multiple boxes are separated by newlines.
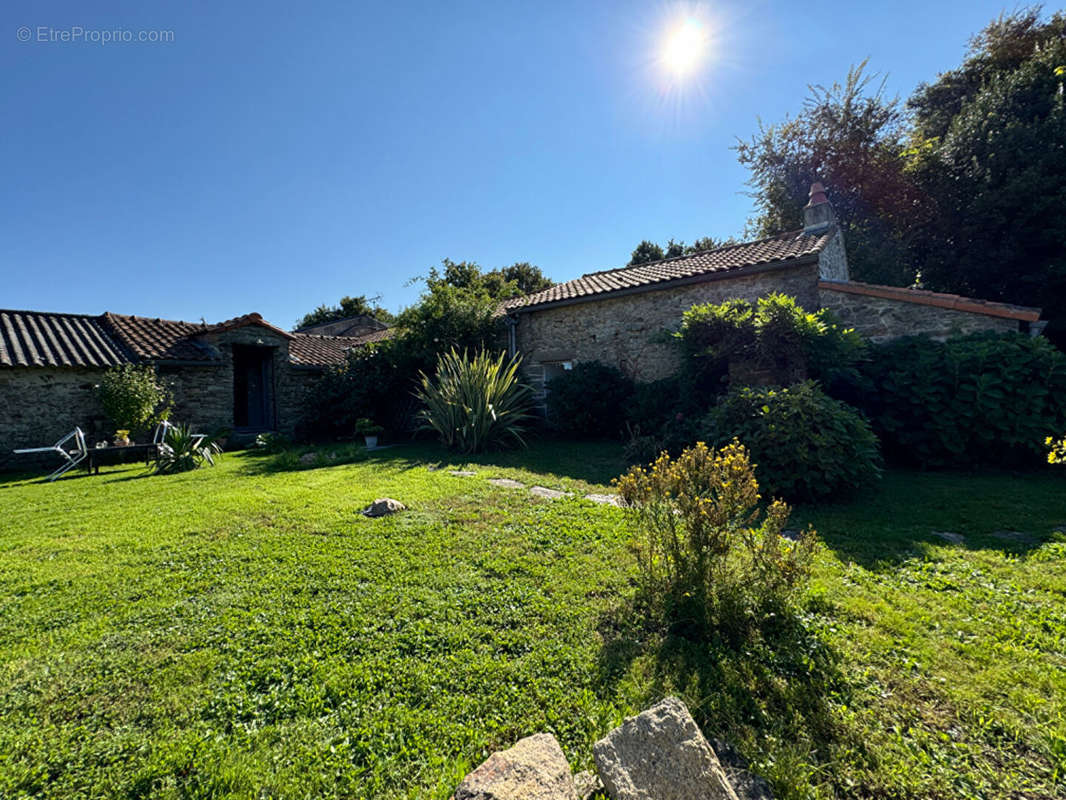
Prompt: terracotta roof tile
<box><xmin>0</xmin><ymin>310</ymin><xmax>131</xmax><ymax>368</ymax></box>
<box><xmin>102</xmin><ymin>312</ymin><xmax>215</xmax><ymax>362</ymax></box>
<box><xmin>503</xmin><ymin>230</ymin><xmax>832</xmax><ymax>311</ymax></box>
<box><xmin>289</xmin><ymin>327</ymin><xmax>395</xmax><ymax>367</ymax></box>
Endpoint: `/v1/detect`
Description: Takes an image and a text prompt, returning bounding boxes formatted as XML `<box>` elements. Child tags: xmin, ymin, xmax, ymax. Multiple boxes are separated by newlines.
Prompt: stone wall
<box><xmin>513</xmin><ymin>262</ymin><xmax>819</xmax><ymax>385</ymax></box>
<box><xmin>816</xmin><ymin>229</ymin><xmax>849</xmax><ymax>281</ymax></box>
<box><xmin>818</xmin><ymin>284</ymin><xmax>1021</xmax><ymax>342</ymax></box>
<box><xmin>0</xmin><ymin>366</ymin><xmax>107</xmax><ymax>469</ymax></box>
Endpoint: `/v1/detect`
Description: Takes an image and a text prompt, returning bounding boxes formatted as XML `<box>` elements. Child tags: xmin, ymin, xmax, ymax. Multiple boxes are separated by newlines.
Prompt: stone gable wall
<box><xmin>818</xmin><ymin>285</ymin><xmax>1020</xmax><ymax>342</ymax></box>
<box><xmin>513</xmin><ymin>262</ymin><xmax>819</xmax><ymax>385</ymax></box>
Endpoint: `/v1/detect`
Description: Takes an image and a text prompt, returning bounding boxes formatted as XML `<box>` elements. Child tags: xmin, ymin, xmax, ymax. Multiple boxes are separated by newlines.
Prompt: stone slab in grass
<box><xmin>448</xmin><ymin>470</ymin><xmax>477</xmax><ymax>477</ymax></box>
<box><xmin>488</xmin><ymin>478</ymin><xmax>526</xmax><ymax>489</ymax></box>
<box><xmin>593</xmin><ymin>697</ymin><xmax>739</xmax><ymax>800</ymax></box>
<box><xmin>992</xmin><ymin>530</ymin><xmax>1037</xmax><ymax>545</ymax></box>
<box><xmin>932</xmin><ymin>531</ymin><xmax>965</xmax><ymax>544</ymax></box>
<box><xmin>453</xmin><ymin>733</ymin><xmax>577</xmax><ymax>800</ymax></box>
<box><xmin>530</xmin><ymin>486</ymin><xmax>573</xmax><ymax>500</ymax></box>
<box><xmin>363</xmin><ymin>498</ymin><xmax>406</xmax><ymax>517</ymax></box>
<box><xmin>585</xmin><ymin>493</ymin><xmax>624</xmax><ymax>507</ymax></box>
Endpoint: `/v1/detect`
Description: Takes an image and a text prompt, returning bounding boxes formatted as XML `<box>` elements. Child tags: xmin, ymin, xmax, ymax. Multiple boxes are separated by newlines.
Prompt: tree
<box><xmin>628</xmin><ymin>240</ymin><xmax>666</xmax><ymax>266</ymax></box>
<box><xmin>426</xmin><ymin>258</ymin><xmax>553</xmax><ymax>299</ymax></box>
<box><xmin>295</xmin><ymin>295</ymin><xmax>394</xmax><ymax>330</ymax></box>
<box><xmin>904</xmin><ymin>7</ymin><xmax>1066</xmax><ymax>341</ymax></box>
<box><xmin>734</xmin><ymin>61</ymin><xmax>918</xmax><ymax>286</ymax></box>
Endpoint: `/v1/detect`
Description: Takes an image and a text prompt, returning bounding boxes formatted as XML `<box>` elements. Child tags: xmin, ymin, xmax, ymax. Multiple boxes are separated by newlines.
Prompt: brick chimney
<box><xmin>803</xmin><ymin>181</ymin><xmax>836</xmax><ymax>233</ymax></box>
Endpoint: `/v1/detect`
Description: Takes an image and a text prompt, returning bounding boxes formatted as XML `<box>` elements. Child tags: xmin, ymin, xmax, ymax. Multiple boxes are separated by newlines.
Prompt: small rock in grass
<box><xmin>453</xmin><ymin>733</ymin><xmax>578</xmax><ymax>800</ymax></box>
<box><xmin>932</xmin><ymin>531</ymin><xmax>965</xmax><ymax>544</ymax></box>
<box><xmin>362</xmin><ymin>498</ymin><xmax>406</xmax><ymax>517</ymax></box>
<box><xmin>449</xmin><ymin>470</ymin><xmax>478</xmax><ymax>477</ymax></box>
<box><xmin>593</xmin><ymin>697</ymin><xmax>739</xmax><ymax>800</ymax></box>
<box><xmin>298</xmin><ymin>452</ymin><xmax>317</xmax><ymax>466</ymax></box>
<box><xmin>530</xmin><ymin>486</ymin><xmax>573</xmax><ymax>500</ymax></box>
<box><xmin>585</xmin><ymin>493</ymin><xmax>624</xmax><ymax>507</ymax></box>
<box><xmin>573</xmin><ymin>770</ymin><xmax>603</xmax><ymax>799</ymax></box>
<box><xmin>992</xmin><ymin>530</ymin><xmax>1036</xmax><ymax>545</ymax></box>
<box><xmin>488</xmin><ymin>478</ymin><xmax>526</xmax><ymax>489</ymax></box>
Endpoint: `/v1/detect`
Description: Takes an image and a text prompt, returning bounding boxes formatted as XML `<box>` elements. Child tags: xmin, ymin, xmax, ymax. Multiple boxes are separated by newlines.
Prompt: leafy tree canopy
<box><xmin>425</xmin><ymin>258</ymin><xmax>553</xmax><ymax>299</ymax></box>
<box><xmin>735</xmin><ymin>7</ymin><xmax>1066</xmax><ymax>343</ymax></box>
<box><xmin>734</xmin><ymin>61</ymin><xmax>915</xmax><ymax>286</ymax></box>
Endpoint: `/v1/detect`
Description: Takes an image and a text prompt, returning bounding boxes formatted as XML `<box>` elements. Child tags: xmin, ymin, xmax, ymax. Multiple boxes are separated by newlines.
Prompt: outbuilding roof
<box><xmin>503</xmin><ymin>229</ymin><xmax>832</xmax><ymax>312</ymax></box>
<box><xmin>0</xmin><ymin>310</ymin><xmax>130</xmax><ymax>368</ymax></box>
<box><xmin>0</xmin><ymin>309</ymin><xmax>390</xmax><ymax>369</ymax></box>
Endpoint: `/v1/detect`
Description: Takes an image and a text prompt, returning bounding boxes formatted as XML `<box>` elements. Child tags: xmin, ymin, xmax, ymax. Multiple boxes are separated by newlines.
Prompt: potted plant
<box><xmin>355</xmin><ymin>418</ymin><xmax>384</xmax><ymax>449</ymax></box>
<box><xmin>113</xmin><ymin>429</ymin><xmax>131</xmax><ymax>447</ymax></box>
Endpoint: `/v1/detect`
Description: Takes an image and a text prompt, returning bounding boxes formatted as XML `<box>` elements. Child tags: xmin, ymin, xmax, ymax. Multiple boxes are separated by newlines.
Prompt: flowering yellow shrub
<box><xmin>614</xmin><ymin>441</ymin><xmax>816</xmax><ymax>631</ymax></box>
<box><xmin>1048</xmin><ymin>436</ymin><xmax>1066</xmax><ymax>465</ymax></box>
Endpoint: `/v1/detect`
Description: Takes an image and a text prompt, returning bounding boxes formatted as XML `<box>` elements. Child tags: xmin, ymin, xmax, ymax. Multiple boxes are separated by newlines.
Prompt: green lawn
<box><xmin>1</xmin><ymin>443</ymin><xmax>1064</xmax><ymax>799</ymax></box>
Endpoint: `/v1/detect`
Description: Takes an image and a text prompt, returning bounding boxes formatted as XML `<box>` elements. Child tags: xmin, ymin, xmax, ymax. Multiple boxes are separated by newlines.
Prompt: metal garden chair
<box><xmin>13</xmin><ymin>427</ymin><xmax>89</xmax><ymax>482</ymax></box>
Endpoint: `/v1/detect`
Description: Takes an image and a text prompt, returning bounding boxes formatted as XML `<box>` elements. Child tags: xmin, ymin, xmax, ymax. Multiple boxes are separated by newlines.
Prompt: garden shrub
<box><xmin>679</xmin><ymin>293</ymin><xmax>865</xmax><ymax>392</ymax></box>
<box><xmin>154</xmin><ymin>424</ymin><xmax>223</xmax><ymax>474</ymax></box>
<box><xmin>416</xmin><ymin>348</ymin><xmax>533</xmax><ymax>453</ymax></box>
<box><xmin>97</xmin><ymin>364</ymin><xmax>172</xmax><ymax>437</ymax></box>
<box><xmin>860</xmin><ymin>332</ymin><xmax>1066</xmax><ymax>468</ymax></box>
<box><xmin>701</xmin><ymin>381</ymin><xmax>882</xmax><ymax>502</ymax></box>
<box><xmin>615</xmin><ymin>441</ymin><xmax>817</xmax><ymax>637</ymax></box>
<box><xmin>545</xmin><ymin>361</ymin><xmax>634</xmax><ymax>439</ymax></box>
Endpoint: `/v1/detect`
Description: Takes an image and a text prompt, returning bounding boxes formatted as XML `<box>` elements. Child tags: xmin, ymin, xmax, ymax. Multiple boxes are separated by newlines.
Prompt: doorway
<box><xmin>233</xmin><ymin>345</ymin><xmax>276</xmax><ymax>430</ymax></box>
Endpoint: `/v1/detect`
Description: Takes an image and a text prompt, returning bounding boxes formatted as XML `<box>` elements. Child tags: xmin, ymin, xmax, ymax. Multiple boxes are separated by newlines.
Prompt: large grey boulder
<box><xmin>362</xmin><ymin>498</ymin><xmax>406</xmax><ymax>517</ymax></box>
<box><xmin>593</xmin><ymin>697</ymin><xmax>739</xmax><ymax>800</ymax></box>
<box><xmin>454</xmin><ymin>733</ymin><xmax>578</xmax><ymax>800</ymax></box>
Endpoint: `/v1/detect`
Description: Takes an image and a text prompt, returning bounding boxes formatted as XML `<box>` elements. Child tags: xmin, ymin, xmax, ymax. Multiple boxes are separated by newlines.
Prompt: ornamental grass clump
<box><xmin>614</xmin><ymin>441</ymin><xmax>816</xmax><ymax>638</ymax></box>
<box><xmin>416</xmin><ymin>348</ymin><xmax>533</xmax><ymax>453</ymax></box>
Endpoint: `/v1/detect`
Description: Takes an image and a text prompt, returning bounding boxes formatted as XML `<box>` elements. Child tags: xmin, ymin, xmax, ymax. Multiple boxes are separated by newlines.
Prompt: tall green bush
<box><xmin>702</xmin><ymin>381</ymin><xmax>882</xmax><ymax>502</ymax></box>
<box><xmin>416</xmin><ymin>349</ymin><xmax>533</xmax><ymax>453</ymax></box>
<box><xmin>860</xmin><ymin>332</ymin><xmax>1066</xmax><ymax>468</ymax></box>
<box><xmin>679</xmin><ymin>293</ymin><xmax>865</xmax><ymax>392</ymax></box>
<box><xmin>546</xmin><ymin>361</ymin><xmax>634</xmax><ymax>439</ymax></box>
<box><xmin>97</xmin><ymin>364</ymin><xmax>171</xmax><ymax>436</ymax></box>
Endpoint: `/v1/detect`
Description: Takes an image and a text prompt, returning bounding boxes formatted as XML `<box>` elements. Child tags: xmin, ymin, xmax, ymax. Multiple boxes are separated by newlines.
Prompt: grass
<box><xmin>0</xmin><ymin>442</ymin><xmax>1064</xmax><ymax>799</ymax></box>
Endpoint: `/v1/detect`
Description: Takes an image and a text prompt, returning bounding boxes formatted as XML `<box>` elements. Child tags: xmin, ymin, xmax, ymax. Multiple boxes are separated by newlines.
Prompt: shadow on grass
<box><xmin>595</xmin><ymin>597</ymin><xmax>852</xmax><ymax>791</ymax></box>
<box><xmin>787</xmin><ymin>468</ymin><xmax>1066</xmax><ymax>570</ymax></box>
<box><xmin>236</xmin><ymin>438</ymin><xmax>629</xmax><ymax>486</ymax></box>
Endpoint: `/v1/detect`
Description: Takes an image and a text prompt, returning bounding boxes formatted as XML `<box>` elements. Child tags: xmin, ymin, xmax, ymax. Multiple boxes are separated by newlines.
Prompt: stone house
<box><xmin>502</xmin><ymin>184</ymin><xmax>1042</xmax><ymax>395</ymax></box>
<box><xmin>0</xmin><ymin>311</ymin><xmax>385</xmax><ymax>468</ymax></box>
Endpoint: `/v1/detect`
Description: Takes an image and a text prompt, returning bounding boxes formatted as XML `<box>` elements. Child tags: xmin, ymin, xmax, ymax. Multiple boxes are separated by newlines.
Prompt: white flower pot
<box><xmin>364</xmin><ymin>435</ymin><xmax>378</xmax><ymax>449</ymax></box>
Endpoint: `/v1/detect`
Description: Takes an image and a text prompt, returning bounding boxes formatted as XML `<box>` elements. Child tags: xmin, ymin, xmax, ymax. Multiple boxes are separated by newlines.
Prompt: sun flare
<box><xmin>661</xmin><ymin>17</ymin><xmax>709</xmax><ymax>78</ymax></box>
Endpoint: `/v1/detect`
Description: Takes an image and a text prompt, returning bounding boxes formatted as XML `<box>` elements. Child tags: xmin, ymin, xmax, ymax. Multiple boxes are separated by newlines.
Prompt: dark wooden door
<box><xmin>233</xmin><ymin>346</ymin><xmax>276</xmax><ymax>430</ymax></box>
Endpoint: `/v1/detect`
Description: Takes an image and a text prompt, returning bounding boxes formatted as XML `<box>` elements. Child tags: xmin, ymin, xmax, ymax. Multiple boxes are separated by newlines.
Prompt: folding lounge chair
<box><xmin>13</xmin><ymin>427</ymin><xmax>88</xmax><ymax>482</ymax></box>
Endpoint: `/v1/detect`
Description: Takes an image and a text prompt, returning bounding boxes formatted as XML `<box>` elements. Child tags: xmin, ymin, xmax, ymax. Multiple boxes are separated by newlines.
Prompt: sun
<box><xmin>660</xmin><ymin>17</ymin><xmax>709</xmax><ymax>78</ymax></box>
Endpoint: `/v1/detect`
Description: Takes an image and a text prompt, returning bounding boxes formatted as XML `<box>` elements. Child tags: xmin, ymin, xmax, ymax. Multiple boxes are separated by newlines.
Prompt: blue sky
<box><xmin>2</xmin><ymin>0</ymin><xmax>1017</xmax><ymax>326</ymax></box>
